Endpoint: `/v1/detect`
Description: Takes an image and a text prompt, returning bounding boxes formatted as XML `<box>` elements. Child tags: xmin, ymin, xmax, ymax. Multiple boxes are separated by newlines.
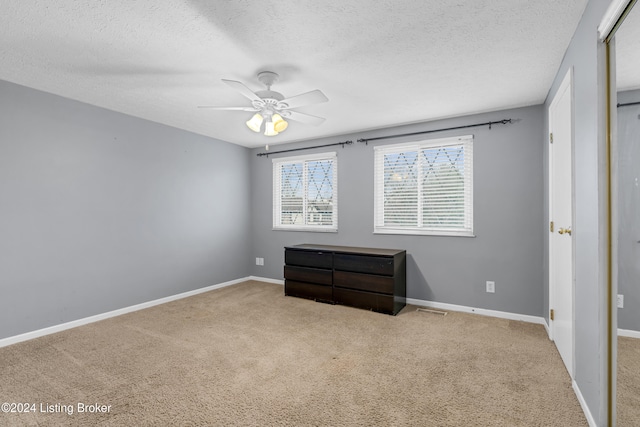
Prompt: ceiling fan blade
<box><xmin>222</xmin><ymin>79</ymin><xmax>262</xmax><ymax>103</ymax></box>
<box><xmin>197</xmin><ymin>106</ymin><xmax>258</xmax><ymax>111</ymax></box>
<box><xmin>280</xmin><ymin>90</ymin><xmax>328</xmax><ymax>109</ymax></box>
<box><xmin>285</xmin><ymin>110</ymin><xmax>326</xmax><ymax>126</ymax></box>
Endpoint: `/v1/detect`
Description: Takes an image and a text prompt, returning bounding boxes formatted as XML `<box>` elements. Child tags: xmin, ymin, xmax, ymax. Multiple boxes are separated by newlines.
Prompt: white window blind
<box><xmin>273</xmin><ymin>152</ymin><xmax>337</xmax><ymax>232</ymax></box>
<box><xmin>374</xmin><ymin>135</ymin><xmax>473</xmax><ymax>236</ymax></box>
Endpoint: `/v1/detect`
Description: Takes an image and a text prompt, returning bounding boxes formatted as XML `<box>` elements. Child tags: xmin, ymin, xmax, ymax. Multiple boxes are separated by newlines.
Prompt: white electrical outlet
<box><xmin>486</xmin><ymin>281</ymin><xmax>495</xmax><ymax>293</ymax></box>
<box><xmin>255</xmin><ymin>257</ymin><xmax>264</xmax><ymax>266</ymax></box>
<box><xmin>617</xmin><ymin>294</ymin><xmax>624</xmax><ymax>308</ymax></box>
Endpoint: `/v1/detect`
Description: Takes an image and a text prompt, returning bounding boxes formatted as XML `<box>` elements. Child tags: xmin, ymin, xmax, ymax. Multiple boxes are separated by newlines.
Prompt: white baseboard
<box><xmin>0</xmin><ymin>277</ymin><xmax>556</xmax><ymax>349</ymax></box>
<box><xmin>405</xmin><ymin>297</ymin><xmax>546</xmax><ymax>325</ymax></box>
<box><xmin>0</xmin><ymin>276</ymin><xmax>252</xmax><ymax>349</ymax></box>
<box><xmin>250</xmin><ymin>279</ymin><xmax>546</xmax><ymax>327</ymax></box>
<box><xmin>543</xmin><ymin>319</ymin><xmax>552</xmax><ymax>339</ymax></box>
<box><xmin>248</xmin><ymin>276</ymin><xmax>284</xmax><ymax>285</ymax></box>
<box><xmin>618</xmin><ymin>328</ymin><xmax>640</xmax><ymax>339</ymax></box>
<box><xmin>255</xmin><ymin>279</ymin><xmax>545</xmax><ymax>327</ymax></box>
<box><xmin>1</xmin><ymin>276</ymin><xmax>598</xmax><ymax>425</ymax></box>
<box><xmin>572</xmin><ymin>380</ymin><xmax>597</xmax><ymax>427</ymax></box>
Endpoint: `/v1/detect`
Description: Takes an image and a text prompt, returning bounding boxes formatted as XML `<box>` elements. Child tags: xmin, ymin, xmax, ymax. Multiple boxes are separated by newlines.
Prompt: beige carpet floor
<box><xmin>618</xmin><ymin>336</ymin><xmax>640</xmax><ymax>426</ymax></box>
<box><xmin>0</xmin><ymin>280</ymin><xmax>587</xmax><ymax>426</ymax></box>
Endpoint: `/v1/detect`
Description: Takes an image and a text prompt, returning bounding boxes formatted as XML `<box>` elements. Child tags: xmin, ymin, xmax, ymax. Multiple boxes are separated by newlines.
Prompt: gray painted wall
<box><xmin>617</xmin><ymin>88</ymin><xmax>640</xmax><ymax>332</ymax></box>
<box><xmin>0</xmin><ymin>2</ymin><xmax>614</xmax><ymax>421</ymax></box>
<box><xmin>543</xmin><ymin>0</ymin><xmax>611</xmax><ymax>424</ymax></box>
<box><xmin>0</xmin><ymin>80</ymin><xmax>251</xmax><ymax>340</ymax></box>
<box><xmin>250</xmin><ymin>106</ymin><xmax>544</xmax><ymax>317</ymax></box>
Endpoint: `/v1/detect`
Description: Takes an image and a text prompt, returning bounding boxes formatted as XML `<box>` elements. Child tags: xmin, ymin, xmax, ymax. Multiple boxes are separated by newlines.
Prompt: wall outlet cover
<box><xmin>486</xmin><ymin>281</ymin><xmax>495</xmax><ymax>293</ymax></box>
<box><xmin>617</xmin><ymin>294</ymin><xmax>624</xmax><ymax>308</ymax></box>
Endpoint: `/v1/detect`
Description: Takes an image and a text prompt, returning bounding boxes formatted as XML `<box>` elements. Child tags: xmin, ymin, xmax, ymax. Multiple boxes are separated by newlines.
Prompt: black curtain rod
<box><xmin>256</xmin><ymin>118</ymin><xmax>512</xmax><ymax>157</ymax></box>
<box><xmin>256</xmin><ymin>140</ymin><xmax>353</xmax><ymax>157</ymax></box>
<box><xmin>357</xmin><ymin>119</ymin><xmax>513</xmax><ymax>144</ymax></box>
<box><xmin>617</xmin><ymin>101</ymin><xmax>640</xmax><ymax>108</ymax></box>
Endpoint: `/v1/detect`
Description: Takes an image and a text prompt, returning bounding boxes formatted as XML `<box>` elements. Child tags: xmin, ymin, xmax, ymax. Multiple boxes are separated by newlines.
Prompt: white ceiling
<box><xmin>1</xmin><ymin>0</ymin><xmax>590</xmax><ymax>148</ymax></box>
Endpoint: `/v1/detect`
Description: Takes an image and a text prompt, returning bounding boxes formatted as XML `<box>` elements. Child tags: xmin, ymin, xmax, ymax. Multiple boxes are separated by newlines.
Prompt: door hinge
<box><xmin>550</xmin><ymin>132</ymin><xmax>554</xmax><ymax>144</ymax></box>
<box><xmin>550</xmin><ymin>309</ymin><xmax>555</xmax><ymax>321</ymax></box>
<box><xmin>550</xmin><ymin>221</ymin><xmax>554</xmax><ymax>232</ymax></box>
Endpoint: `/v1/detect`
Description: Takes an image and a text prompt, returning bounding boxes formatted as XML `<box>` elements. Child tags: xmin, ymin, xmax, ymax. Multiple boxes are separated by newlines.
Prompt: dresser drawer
<box><xmin>333</xmin><ymin>288</ymin><xmax>396</xmax><ymax>315</ymax></box>
<box><xmin>285</xmin><ymin>266</ymin><xmax>332</xmax><ymax>286</ymax></box>
<box><xmin>285</xmin><ymin>280</ymin><xmax>333</xmax><ymax>302</ymax></box>
<box><xmin>285</xmin><ymin>249</ymin><xmax>333</xmax><ymax>269</ymax></box>
<box><xmin>333</xmin><ymin>271</ymin><xmax>395</xmax><ymax>294</ymax></box>
<box><xmin>334</xmin><ymin>254</ymin><xmax>394</xmax><ymax>276</ymax></box>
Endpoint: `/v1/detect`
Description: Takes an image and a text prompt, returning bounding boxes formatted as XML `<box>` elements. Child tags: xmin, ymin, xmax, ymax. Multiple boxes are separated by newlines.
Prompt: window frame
<box><xmin>373</xmin><ymin>135</ymin><xmax>474</xmax><ymax>237</ymax></box>
<box><xmin>272</xmin><ymin>151</ymin><xmax>338</xmax><ymax>232</ymax></box>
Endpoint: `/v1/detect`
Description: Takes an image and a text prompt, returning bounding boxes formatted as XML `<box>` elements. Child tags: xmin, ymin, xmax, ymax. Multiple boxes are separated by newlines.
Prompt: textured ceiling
<box><xmin>1</xmin><ymin>0</ymin><xmax>590</xmax><ymax>148</ymax></box>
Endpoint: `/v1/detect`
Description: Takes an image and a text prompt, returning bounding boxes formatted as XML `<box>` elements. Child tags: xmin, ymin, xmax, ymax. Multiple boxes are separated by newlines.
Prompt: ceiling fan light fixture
<box><xmin>264</xmin><ymin>119</ymin><xmax>279</xmax><ymax>136</ymax></box>
<box><xmin>210</xmin><ymin>72</ymin><xmax>327</xmax><ymax>135</ymax></box>
<box><xmin>246</xmin><ymin>113</ymin><xmax>263</xmax><ymax>132</ymax></box>
<box><xmin>272</xmin><ymin>114</ymin><xmax>288</xmax><ymax>133</ymax></box>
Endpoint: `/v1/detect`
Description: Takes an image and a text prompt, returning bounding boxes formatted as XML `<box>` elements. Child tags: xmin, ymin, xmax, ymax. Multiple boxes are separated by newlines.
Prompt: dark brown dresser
<box><xmin>284</xmin><ymin>244</ymin><xmax>406</xmax><ymax>315</ymax></box>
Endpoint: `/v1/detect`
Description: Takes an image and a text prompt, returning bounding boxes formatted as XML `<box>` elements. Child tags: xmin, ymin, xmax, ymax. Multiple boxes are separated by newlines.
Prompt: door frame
<box><xmin>548</xmin><ymin>68</ymin><xmax>576</xmax><ymax>378</ymax></box>
<box><xmin>599</xmin><ymin>1</ymin><xmax>637</xmax><ymax>423</ymax></box>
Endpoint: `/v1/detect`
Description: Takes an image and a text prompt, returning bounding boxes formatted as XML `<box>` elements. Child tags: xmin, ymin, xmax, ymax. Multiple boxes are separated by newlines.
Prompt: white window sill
<box><xmin>273</xmin><ymin>227</ymin><xmax>338</xmax><ymax>233</ymax></box>
<box><xmin>374</xmin><ymin>228</ymin><xmax>475</xmax><ymax>237</ymax></box>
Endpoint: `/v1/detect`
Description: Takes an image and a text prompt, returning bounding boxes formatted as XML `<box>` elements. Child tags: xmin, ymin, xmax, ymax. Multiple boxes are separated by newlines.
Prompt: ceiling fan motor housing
<box><xmin>256</xmin><ymin>90</ymin><xmax>284</xmax><ymax>101</ymax></box>
<box><xmin>254</xmin><ymin>72</ymin><xmax>286</xmax><ymax>117</ymax></box>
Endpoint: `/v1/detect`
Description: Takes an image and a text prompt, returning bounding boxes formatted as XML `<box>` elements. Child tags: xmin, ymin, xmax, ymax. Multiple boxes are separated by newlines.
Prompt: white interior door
<box><xmin>549</xmin><ymin>69</ymin><xmax>574</xmax><ymax>377</ymax></box>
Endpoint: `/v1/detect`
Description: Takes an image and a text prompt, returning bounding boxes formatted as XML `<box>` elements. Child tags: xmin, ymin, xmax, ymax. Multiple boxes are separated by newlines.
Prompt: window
<box><xmin>374</xmin><ymin>135</ymin><xmax>473</xmax><ymax>236</ymax></box>
<box><xmin>273</xmin><ymin>152</ymin><xmax>337</xmax><ymax>232</ymax></box>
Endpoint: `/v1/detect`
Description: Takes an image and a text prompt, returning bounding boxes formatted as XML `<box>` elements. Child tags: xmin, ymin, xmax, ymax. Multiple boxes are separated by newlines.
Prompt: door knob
<box><xmin>558</xmin><ymin>227</ymin><xmax>572</xmax><ymax>236</ymax></box>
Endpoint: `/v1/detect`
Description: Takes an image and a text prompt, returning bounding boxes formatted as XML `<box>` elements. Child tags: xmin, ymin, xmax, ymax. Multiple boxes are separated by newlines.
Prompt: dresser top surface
<box><xmin>285</xmin><ymin>244</ymin><xmax>405</xmax><ymax>257</ymax></box>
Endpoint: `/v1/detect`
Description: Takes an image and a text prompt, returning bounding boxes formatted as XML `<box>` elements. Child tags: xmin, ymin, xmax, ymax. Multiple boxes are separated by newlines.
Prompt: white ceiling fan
<box><xmin>199</xmin><ymin>71</ymin><xmax>329</xmax><ymax>136</ymax></box>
